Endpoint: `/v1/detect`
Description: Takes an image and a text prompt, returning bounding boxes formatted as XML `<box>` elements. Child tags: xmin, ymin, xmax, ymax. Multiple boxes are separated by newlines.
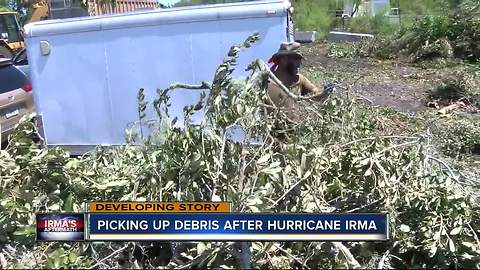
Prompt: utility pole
<box><xmin>398</xmin><ymin>0</ymin><xmax>401</xmax><ymax>26</ymax></box>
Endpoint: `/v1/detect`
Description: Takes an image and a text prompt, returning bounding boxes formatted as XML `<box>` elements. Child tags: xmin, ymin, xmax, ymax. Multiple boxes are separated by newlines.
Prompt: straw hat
<box><xmin>270</xmin><ymin>41</ymin><xmax>303</xmax><ymax>60</ymax></box>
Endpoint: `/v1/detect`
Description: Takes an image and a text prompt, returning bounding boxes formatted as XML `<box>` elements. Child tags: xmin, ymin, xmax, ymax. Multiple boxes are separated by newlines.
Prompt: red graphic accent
<box><xmin>37</xmin><ymin>219</ymin><xmax>84</xmax><ymax>229</ymax></box>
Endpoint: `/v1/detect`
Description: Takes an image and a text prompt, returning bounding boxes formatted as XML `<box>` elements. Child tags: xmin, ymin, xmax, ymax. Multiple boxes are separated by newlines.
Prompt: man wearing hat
<box><xmin>267</xmin><ymin>42</ymin><xmax>332</xmax><ymax>117</ymax></box>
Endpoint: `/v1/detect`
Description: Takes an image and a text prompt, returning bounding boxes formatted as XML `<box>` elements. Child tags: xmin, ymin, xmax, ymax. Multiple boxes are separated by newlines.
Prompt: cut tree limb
<box><xmin>160</xmin><ymin>81</ymin><xmax>212</xmax><ymax>92</ymax></box>
<box><xmin>332</xmin><ymin>242</ymin><xmax>361</xmax><ymax>269</ymax></box>
<box><xmin>438</xmin><ymin>101</ymin><xmax>465</xmax><ymax>114</ymax></box>
<box><xmin>87</xmin><ymin>245</ymin><xmax>129</xmax><ymax>269</ymax></box>
<box><xmin>377</xmin><ymin>250</ymin><xmax>390</xmax><ymax>269</ymax></box>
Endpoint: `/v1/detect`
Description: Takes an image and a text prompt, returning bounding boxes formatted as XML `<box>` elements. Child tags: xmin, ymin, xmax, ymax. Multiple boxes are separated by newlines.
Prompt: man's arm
<box><xmin>300</xmin><ymin>75</ymin><xmax>329</xmax><ymax>101</ymax></box>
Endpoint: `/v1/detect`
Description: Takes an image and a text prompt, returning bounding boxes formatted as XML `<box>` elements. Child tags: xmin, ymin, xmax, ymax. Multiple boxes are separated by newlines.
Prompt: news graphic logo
<box><xmin>36</xmin><ymin>213</ymin><xmax>85</xmax><ymax>241</ymax></box>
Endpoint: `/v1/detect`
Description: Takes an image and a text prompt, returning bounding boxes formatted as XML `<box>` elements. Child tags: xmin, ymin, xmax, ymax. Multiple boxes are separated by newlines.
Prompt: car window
<box><xmin>0</xmin><ymin>16</ymin><xmax>9</xmax><ymax>40</ymax></box>
<box><xmin>0</xmin><ymin>64</ymin><xmax>28</xmax><ymax>94</ymax></box>
<box><xmin>0</xmin><ymin>14</ymin><xmax>21</xmax><ymax>43</ymax></box>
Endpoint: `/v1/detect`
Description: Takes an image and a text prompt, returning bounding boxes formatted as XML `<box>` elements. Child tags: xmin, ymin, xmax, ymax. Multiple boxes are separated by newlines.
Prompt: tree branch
<box><xmin>332</xmin><ymin>242</ymin><xmax>361</xmax><ymax>269</ymax></box>
<box><xmin>346</xmin><ymin>197</ymin><xmax>384</xmax><ymax>213</ymax></box>
<box><xmin>426</xmin><ymin>155</ymin><xmax>456</xmax><ymax>178</ymax></box>
<box><xmin>175</xmin><ymin>248</ymin><xmax>218</xmax><ymax>270</ymax></box>
<box><xmin>273</xmin><ymin>244</ymin><xmax>311</xmax><ymax>270</ymax></box>
<box><xmin>87</xmin><ymin>245</ymin><xmax>128</xmax><ymax>269</ymax></box>
<box><xmin>159</xmin><ymin>81</ymin><xmax>211</xmax><ymax>93</ymax></box>
<box><xmin>270</xmin><ymin>179</ymin><xmax>305</xmax><ymax>209</ymax></box>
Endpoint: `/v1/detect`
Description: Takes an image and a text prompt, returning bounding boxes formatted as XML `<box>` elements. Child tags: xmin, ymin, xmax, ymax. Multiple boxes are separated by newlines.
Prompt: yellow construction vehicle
<box><xmin>0</xmin><ymin>11</ymin><xmax>24</xmax><ymax>58</ymax></box>
<box><xmin>0</xmin><ymin>0</ymin><xmax>163</xmax><ymax>58</ymax></box>
<box><xmin>28</xmin><ymin>0</ymin><xmax>163</xmax><ymax>23</ymax></box>
<box><xmin>0</xmin><ymin>0</ymin><xmax>66</xmax><ymax>58</ymax></box>
<box><xmin>29</xmin><ymin>0</ymin><xmax>49</xmax><ymax>23</ymax></box>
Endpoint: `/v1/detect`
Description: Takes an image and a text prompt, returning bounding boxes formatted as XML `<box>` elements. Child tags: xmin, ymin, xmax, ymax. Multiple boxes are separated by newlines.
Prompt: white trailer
<box><xmin>24</xmin><ymin>0</ymin><xmax>294</xmax><ymax>154</ymax></box>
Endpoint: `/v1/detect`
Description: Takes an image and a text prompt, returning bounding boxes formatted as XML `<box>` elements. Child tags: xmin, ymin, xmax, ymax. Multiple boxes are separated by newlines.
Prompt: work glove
<box><xmin>323</xmin><ymin>81</ymin><xmax>337</xmax><ymax>95</ymax></box>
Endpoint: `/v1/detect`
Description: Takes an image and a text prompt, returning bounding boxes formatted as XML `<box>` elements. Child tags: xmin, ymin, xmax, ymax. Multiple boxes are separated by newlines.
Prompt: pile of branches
<box><xmin>0</xmin><ymin>34</ymin><xmax>479</xmax><ymax>269</ymax></box>
<box><xmin>396</xmin><ymin>0</ymin><xmax>480</xmax><ymax>62</ymax></box>
<box><xmin>327</xmin><ymin>0</ymin><xmax>480</xmax><ymax>62</ymax></box>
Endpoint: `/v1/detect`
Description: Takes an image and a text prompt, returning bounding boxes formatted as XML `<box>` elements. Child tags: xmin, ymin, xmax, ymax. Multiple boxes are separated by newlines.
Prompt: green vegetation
<box><xmin>325</xmin><ymin>0</ymin><xmax>480</xmax><ymax>64</ymax></box>
<box><xmin>400</xmin><ymin>4</ymin><xmax>480</xmax><ymax>61</ymax></box>
<box><xmin>430</xmin><ymin>67</ymin><xmax>480</xmax><ymax>106</ymax></box>
<box><xmin>326</xmin><ymin>36</ymin><xmax>397</xmax><ymax>60</ymax></box>
<box><xmin>347</xmin><ymin>13</ymin><xmax>397</xmax><ymax>35</ymax></box>
<box><xmin>294</xmin><ymin>0</ymin><xmax>480</xmax><ymax>40</ymax></box>
<box><xmin>293</xmin><ymin>0</ymin><xmax>398</xmax><ymax>35</ymax></box>
<box><xmin>1</xmin><ymin>34</ymin><xmax>479</xmax><ymax>269</ymax></box>
<box><xmin>432</xmin><ymin>114</ymin><xmax>480</xmax><ymax>157</ymax></box>
<box><xmin>293</xmin><ymin>0</ymin><xmax>336</xmax><ymax>39</ymax></box>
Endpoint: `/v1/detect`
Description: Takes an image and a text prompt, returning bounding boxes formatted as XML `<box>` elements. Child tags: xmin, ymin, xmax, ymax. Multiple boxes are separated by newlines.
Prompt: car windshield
<box><xmin>0</xmin><ymin>14</ymin><xmax>21</xmax><ymax>43</ymax></box>
<box><xmin>0</xmin><ymin>64</ymin><xmax>27</xmax><ymax>94</ymax></box>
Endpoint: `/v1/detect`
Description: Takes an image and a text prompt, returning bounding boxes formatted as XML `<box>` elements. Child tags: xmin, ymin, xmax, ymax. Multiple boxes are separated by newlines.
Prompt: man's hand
<box><xmin>299</xmin><ymin>77</ymin><xmax>336</xmax><ymax>101</ymax></box>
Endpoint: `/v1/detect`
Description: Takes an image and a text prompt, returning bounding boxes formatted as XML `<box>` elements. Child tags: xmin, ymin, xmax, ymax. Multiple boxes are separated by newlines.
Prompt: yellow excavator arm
<box><xmin>28</xmin><ymin>0</ymin><xmax>49</xmax><ymax>23</ymax></box>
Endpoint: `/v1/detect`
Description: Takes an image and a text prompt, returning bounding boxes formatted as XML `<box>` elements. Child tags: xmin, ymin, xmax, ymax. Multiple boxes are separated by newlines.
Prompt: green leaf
<box><xmin>257</xmin><ymin>154</ymin><xmax>270</xmax><ymax>165</ymax></box>
<box><xmin>460</xmin><ymin>253</ymin><xmax>475</xmax><ymax>260</ymax></box>
<box><xmin>68</xmin><ymin>252</ymin><xmax>78</xmax><ymax>263</ymax></box>
<box><xmin>211</xmin><ymin>194</ymin><xmax>222</xmax><ymax>202</ymax></box>
<box><xmin>302</xmin><ymin>170</ymin><xmax>312</xmax><ymax>179</ymax></box>
<box><xmin>448</xmin><ymin>239</ymin><xmax>456</xmax><ymax>252</ymax></box>
<box><xmin>269</xmin><ymin>161</ymin><xmax>281</xmax><ymax>168</ymax></box>
<box><xmin>9</xmin><ymin>263</ymin><xmax>26</xmax><ymax>269</ymax></box>
<box><xmin>261</xmin><ymin>167</ymin><xmax>282</xmax><ymax>176</ymax></box>
<box><xmin>359</xmin><ymin>158</ymin><xmax>370</xmax><ymax>166</ymax></box>
<box><xmin>428</xmin><ymin>246</ymin><xmax>438</xmax><ymax>257</ymax></box>
<box><xmin>461</xmin><ymin>242</ymin><xmax>475</xmax><ymax>249</ymax></box>
<box><xmin>14</xmin><ymin>226</ymin><xmax>35</xmax><ymax>236</ymax></box>
<box><xmin>49</xmin><ymin>204</ymin><xmax>60</xmax><ymax>211</ymax></box>
<box><xmin>248</xmin><ymin>205</ymin><xmax>260</xmax><ymax>212</ymax></box>
<box><xmin>164</xmin><ymin>181</ymin><xmax>175</xmax><ymax>191</ymax></box>
<box><xmin>46</xmin><ymin>258</ymin><xmax>55</xmax><ymax>269</ymax></box>
<box><xmin>64</xmin><ymin>193</ymin><xmax>74</xmax><ymax>212</ymax></box>
<box><xmin>206</xmin><ymin>252</ymin><xmax>218</xmax><ymax>267</ymax></box>
<box><xmin>399</xmin><ymin>224</ymin><xmax>411</xmax><ymax>233</ymax></box>
<box><xmin>105</xmin><ymin>180</ymin><xmax>129</xmax><ymax>188</ymax></box>
<box><xmin>197</xmin><ymin>242</ymin><xmax>206</xmax><ymax>256</ymax></box>
<box><xmin>449</xmin><ymin>227</ymin><xmax>462</xmax><ymax>235</ymax></box>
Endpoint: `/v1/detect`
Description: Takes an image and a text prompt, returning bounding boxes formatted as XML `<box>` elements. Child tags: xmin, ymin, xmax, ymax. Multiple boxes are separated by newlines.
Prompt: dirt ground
<box><xmin>299</xmin><ymin>42</ymin><xmax>449</xmax><ymax>112</ymax></box>
<box><xmin>300</xmin><ymin>42</ymin><xmax>480</xmax><ymax>177</ymax></box>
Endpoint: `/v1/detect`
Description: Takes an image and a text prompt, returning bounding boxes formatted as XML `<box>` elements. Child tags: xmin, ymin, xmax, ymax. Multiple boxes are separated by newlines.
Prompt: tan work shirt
<box><xmin>267</xmin><ymin>73</ymin><xmax>320</xmax><ymax>109</ymax></box>
<box><xmin>266</xmin><ymin>74</ymin><xmax>321</xmax><ymax>124</ymax></box>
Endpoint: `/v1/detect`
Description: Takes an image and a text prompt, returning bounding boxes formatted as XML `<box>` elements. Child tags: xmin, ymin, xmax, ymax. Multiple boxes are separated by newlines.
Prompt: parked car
<box><xmin>0</xmin><ymin>57</ymin><xmax>34</xmax><ymax>143</ymax></box>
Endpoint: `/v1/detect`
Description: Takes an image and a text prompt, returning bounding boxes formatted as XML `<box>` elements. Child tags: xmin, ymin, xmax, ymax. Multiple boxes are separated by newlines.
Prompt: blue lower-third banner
<box><xmin>87</xmin><ymin>213</ymin><xmax>389</xmax><ymax>241</ymax></box>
